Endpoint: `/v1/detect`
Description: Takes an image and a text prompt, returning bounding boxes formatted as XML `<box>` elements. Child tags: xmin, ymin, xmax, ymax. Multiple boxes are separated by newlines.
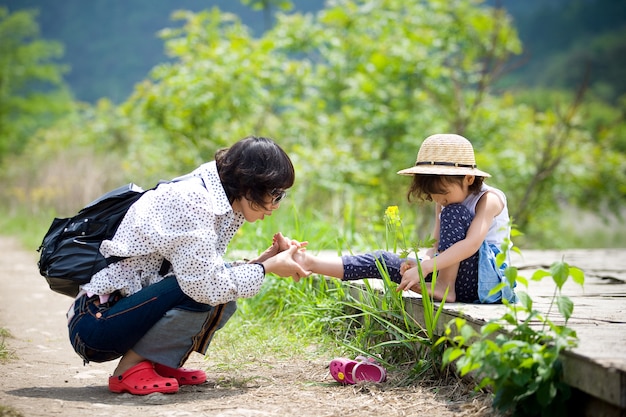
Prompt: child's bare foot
<box><xmin>274</xmin><ymin>233</ymin><xmax>308</xmax><ymax>251</ymax></box>
<box><xmin>292</xmin><ymin>247</ymin><xmax>310</xmax><ymax>271</ymax></box>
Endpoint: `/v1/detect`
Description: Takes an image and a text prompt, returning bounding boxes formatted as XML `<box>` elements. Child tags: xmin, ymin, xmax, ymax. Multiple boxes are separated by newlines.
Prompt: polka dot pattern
<box><xmin>341</xmin><ymin>185</ymin><xmax>510</xmax><ymax>304</ymax></box>
<box><xmin>438</xmin><ymin>203</ymin><xmax>478</xmax><ymax>302</ymax></box>
<box><xmin>342</xmin><ymin>251</ymin><xmax>403</xmax><ymax>282</ymax></box>
<box><xmin>82</xmin><ymin>161</ymin><xmax>265</xmax><ymax>305</ymax></box>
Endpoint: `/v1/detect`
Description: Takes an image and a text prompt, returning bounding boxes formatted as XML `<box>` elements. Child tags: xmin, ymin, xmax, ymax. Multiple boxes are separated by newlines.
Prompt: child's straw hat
<box><xmin>397</xmin><ymin>133</ymin><xmax>491</xmax><ymax>177</ymax></box>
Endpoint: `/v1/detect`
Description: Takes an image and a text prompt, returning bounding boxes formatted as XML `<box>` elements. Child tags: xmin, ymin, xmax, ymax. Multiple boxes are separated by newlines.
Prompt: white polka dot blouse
<box><xmin>82</xmin><ymin>161</ymin><xmax>265</xmax><ymax>305</ymax></box>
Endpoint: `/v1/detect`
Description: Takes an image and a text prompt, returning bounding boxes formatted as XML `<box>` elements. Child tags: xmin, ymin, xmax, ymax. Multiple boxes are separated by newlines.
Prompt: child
<box><xmin>295</xmin><ymin>133</ymin><xmax>515</xmax><ymax>304</ymax></box>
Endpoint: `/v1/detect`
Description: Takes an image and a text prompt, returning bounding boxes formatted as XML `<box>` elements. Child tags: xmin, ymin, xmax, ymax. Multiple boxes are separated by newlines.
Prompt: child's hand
<box><xmin>397</xmin><ymin>267</ymin><xmax>420</xmax><ymax>293</ymax></box>
<box><xmin>399</xmin><ymin>260</ymin><xmax>417</xmax><ymax>276</ymax></box>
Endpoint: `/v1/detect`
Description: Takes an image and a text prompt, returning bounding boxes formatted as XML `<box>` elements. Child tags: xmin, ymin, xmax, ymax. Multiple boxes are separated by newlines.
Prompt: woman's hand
<box><xmin>250</xmin><ymin>232</ymin><xmax>308</xmax><ymax>263</ymax></box>
<box><xmin>262</xmin><ymin>245</ymin><xmax>311</xmax><ymax>281</ymax></box>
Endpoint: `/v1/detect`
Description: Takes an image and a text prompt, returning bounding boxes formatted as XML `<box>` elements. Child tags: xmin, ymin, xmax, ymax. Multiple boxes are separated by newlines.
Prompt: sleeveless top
<box><xmin>462</xmin><ymin>184</ymin><xmax>516</xmax><ymax>303</ymax></box>
<box><xmin>461</xmin><ymin>184</ymin><xmax>510</xmax><ymax>246</ymax></box>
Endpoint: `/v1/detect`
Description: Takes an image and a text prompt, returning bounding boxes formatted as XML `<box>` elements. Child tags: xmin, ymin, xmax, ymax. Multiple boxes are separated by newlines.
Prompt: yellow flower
<box><xmin>385</xmin><ymin>205</ymin><xmax>401</xmax><ymax>226</ymax></box>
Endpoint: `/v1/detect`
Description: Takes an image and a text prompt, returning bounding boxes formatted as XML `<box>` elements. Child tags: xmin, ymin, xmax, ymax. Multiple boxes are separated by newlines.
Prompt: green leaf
<box><xmin>516</xmin><ymin>275</ymin><xmax>529</xmax><ymax>287</ymax></box>
<box><xmin>531</xmin><ymin>270</ymin><xmax>551</xmax><ymax>281</ymax></box>
<box><xmin>481</xmin><ymin>322</ymin><xmax>503</xmax><ymax>336</ymax></box>
<box><xmin>517</xmin><ymin>291</ymin><xmax>533</xmax><ymax>311</ymax></box>
<box><xmin>505</xmin><ymin>266</ymin><xmax>519</xmax><ymax>288</ymax></box>
<box><xmin>556</xmin><ymin>295</ymin><xmax>574</xmax><ymax>320</ymax></box>
<box><xmin>550</xmin><ymin>261</ymin><xmax>569</xmax><ymax>290</ymax></box>
<box><xmin>444</xmin><ymin>347</ymin><xmax>465</xmax><ymax>363</ymax></box>
<box><xmin>569</xmin><ymin>267</ymin><xmax>585</xmax><ymax>287</ymax></box>
<box><xmin>460</xmin><ymin>323</ymin><xmax>478</xmax><ymax>340</ymax></box>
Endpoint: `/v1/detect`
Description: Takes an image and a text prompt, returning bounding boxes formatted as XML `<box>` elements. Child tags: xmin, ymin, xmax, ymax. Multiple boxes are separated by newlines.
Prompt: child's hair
<box><xmin>407</xmin><ymin>175</ymin><xmax>484</xmax><ymax>202</ymax></box>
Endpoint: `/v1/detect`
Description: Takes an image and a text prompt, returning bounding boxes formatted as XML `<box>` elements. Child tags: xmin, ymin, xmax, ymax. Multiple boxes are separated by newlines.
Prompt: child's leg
<box><xmin>438</xmin><ymin>204</ymin><xmax>480</xmax><ymax>303</ymax></box>
<box><xmin>299</xmin><ymin>250</ymin><xmax>403</xmax><ymax>282</ymax></box>
<box><xmin>300</xmin><ymin>254</ymin><xmax>345</xmax><ymax>278</ymax></box>
<box><xmin>342</xmin><ymin>251</ymin><xmax>403</xmax><ymax>282</ymax></box>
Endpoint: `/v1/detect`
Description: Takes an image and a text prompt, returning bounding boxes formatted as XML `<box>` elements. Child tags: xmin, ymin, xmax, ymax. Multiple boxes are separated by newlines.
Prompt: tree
<box><xmin>240</xmin><ymin>0</ymin><xmax>293</xmax><ymax>31</ymax></box>
<box><xmin>24</xmin><ymin>0</ymin><xmax>626</xmax><ymax>247</ymax></box>
<box><xmin>0</xmin><ymin>7</ymin><xmax>72</xmax><ymax>164</ymax></box>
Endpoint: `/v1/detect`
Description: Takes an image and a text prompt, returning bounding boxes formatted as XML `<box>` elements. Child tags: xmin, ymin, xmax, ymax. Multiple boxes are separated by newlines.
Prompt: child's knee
<box><xmin>440</xmin><ymin>204</ymin><xmax>473</xmax><ymax>230</ymax></box>
<box><xmin>440</xmin><ymin>203</ymin><xmax>471</xmax><ymax>219</ymax></box>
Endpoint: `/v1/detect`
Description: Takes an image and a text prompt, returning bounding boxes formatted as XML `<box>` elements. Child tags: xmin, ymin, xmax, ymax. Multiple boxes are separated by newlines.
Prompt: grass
<box><xmin>205</xmin><ymin>303</ymin><xmax>346</xmax><ymax>373</ymax></box>
<box><xmin>0</xmin><ymin>208</ymin><xmax>54</xmax><ymax>252</ymax></box>
<box><xmin>0</xmin><ymin>406</ymin><xmax>24</xmax><ymax>417</ymax></box>
<box><xmin>0</xmin><ymin>328</ymin><xmax>13</xmax><ymax>361</ymax></box>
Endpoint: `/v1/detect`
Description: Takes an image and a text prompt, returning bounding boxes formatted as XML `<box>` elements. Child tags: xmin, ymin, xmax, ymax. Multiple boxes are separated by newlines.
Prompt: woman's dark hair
<box><xmin>407</xmin><ymin>175</ymin><xmax>484</xmax><ymax>202</ymax></box>
<box><xmin>215</xmin><ymin>136</ymin><xmax>295</xmax><ymax>208</ymax></box>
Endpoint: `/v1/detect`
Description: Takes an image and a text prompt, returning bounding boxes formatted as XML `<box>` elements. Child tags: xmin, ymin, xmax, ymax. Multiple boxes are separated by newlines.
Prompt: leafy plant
<box><xmin>0</xmin><ymin>328</ymin><xmax>14</xmax><ymax>361</ymax></box>
<box><xmin>313</xmin><ymin>205</ymin><xmax>449</xmax><ymax>382</ymax></box>
<box><xmin>383</xmin><ymin>205</ymin><xmax>444</xmax><ymax>346</ymax></box>
<box><xmin>438</xmin><ymin>249</ymin><xmax>584</xmax><ymax>416</ymax></box>
<box><xmin>0</xmin><ymin>7</ymin><xmax>73</xmax><ymax>162</ymax></box>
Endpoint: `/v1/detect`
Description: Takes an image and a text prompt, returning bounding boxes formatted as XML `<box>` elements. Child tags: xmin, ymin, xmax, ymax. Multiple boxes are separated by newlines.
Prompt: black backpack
<box><xmin>37</xmin><ymin>175</ymin><xmax>203</xmax><ymax>297</ymax></box>
<box><xmin>37</xmin><ymin>183</ymin><xmax>150</xmax><ymax>297</ymax></box>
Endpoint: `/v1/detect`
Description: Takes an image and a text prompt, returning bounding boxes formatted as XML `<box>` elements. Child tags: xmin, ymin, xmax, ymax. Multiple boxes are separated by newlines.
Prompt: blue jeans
<box><xmin>68</xmin><ymin>276</ymin><xmax>235</xmax><ymax>367</ymax></box>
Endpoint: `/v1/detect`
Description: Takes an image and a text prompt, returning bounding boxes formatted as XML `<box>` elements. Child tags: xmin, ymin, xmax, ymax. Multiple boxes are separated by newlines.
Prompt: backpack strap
<box><xmin>161</xmin><ymin>173</ymin><xmax>206</xmax><ymax>187</ymax></box>
<box><xmin>158</xmin><ymin>259</ymin><xmax>172</xmax><ymax>277</ymax></box>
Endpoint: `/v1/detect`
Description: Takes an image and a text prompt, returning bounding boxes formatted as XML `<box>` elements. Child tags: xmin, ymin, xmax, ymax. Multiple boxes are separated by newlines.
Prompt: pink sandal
<box><xmin>330</xmin><ymin>355</ymin><xmax>387</xmax><ymax>385</ymax></box>
<box><xmin>109</xmin><ymin>361</ymin><xmax>179</xmax><ymax>395</ymax></box>
<box><xmin>154</xmin><ymin>363</ymin><xmax>207</xmax><ymax>385</ymax></box>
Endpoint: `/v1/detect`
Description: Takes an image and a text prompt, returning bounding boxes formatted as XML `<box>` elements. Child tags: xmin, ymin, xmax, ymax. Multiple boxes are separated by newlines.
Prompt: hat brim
<box><xmin>397</xmin><ymin>165</ymin><xmax>491</xmax><ymax>177</ymax></box>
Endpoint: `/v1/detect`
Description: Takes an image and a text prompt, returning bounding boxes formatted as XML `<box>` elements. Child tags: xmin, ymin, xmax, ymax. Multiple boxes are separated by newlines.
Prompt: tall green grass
<box><xmin>229</xmin><ymin>204</ymin><xmax>451</xmax><ymax>386</ymax></box>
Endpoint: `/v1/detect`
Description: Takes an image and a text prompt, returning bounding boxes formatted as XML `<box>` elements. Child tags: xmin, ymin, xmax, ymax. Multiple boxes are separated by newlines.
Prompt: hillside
<box><xmin>1</xmin><ymin>0</ymin><xmax>624</xmax><ymax>103</ymax></box>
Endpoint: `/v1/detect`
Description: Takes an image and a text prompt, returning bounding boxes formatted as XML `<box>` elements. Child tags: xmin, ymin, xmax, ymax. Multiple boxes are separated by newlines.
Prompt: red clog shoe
<box><xmin>154</xmin><ymin>362</ymin><xmax>207</xmax><ymax>385</ymax></box>
<box><xmin>109</xmin><ymin>360</ymin><xmax>179</xmax><ymax>395</ymax></box>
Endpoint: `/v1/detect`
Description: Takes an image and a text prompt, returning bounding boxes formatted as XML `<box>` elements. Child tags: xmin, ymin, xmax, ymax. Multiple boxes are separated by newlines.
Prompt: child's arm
<box><xmin>424</xmin><ymin>204</ymin><xmax>441</xmax><ymax>258</ymax></box>
<box><xmin>398</xmin><ymin>192</ymin><xmax>503</xmax><ymax>294</ymax></box>
<box><xmin>423</xmin><ymin>192</ymin><xmax>503</xmax><ymax>274</ymax></box>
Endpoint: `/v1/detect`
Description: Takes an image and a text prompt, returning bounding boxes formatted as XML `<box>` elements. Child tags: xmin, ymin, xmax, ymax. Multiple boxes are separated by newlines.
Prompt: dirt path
<box><xmin>0</xmin><ymin>236</ymin><xmax>496</xmax><ymax>417</ymax></box>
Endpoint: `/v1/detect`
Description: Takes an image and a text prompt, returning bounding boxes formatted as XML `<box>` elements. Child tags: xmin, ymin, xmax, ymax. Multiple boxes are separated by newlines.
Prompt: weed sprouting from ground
<box><xmin>0</xmin><ymin>328</ymin><xmax>14</xmax><ymax>361</ymax></box>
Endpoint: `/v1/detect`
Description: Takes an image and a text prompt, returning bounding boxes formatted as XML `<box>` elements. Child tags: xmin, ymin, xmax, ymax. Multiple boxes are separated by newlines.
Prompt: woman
<box><xmin>67</xmin><ymin>136</ymin><xmax>307</xmax><ymax>395</ymax></box>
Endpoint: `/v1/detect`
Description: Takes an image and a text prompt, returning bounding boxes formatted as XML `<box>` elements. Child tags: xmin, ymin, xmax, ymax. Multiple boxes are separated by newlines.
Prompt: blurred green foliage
<box><xmin>1</xmin><ymin>0</ymin><xmax>625</xmax><ymax>249</ymax></box>
<box><xmin>0</xmin><ymin>7</ymin><xmax>72</xmax><ymax>163</ymax></box>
